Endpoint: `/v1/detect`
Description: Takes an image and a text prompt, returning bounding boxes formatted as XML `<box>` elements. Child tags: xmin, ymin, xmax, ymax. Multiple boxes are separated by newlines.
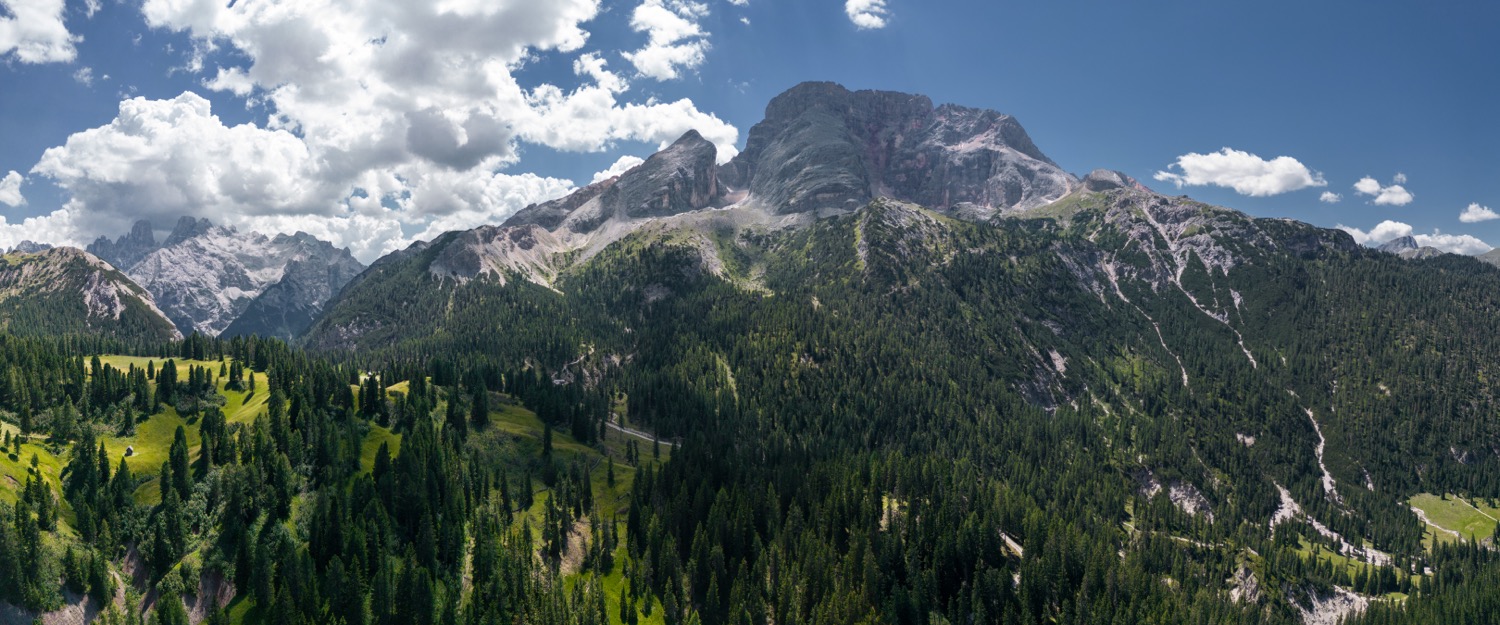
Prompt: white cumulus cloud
<box><xmin>845</xmin><ymin>0</ymin><xmax>890</xmax><ymax>29</ymax></box>
<box><xmin>1319</xmin><ymin>191</ymin><xmax>1341</xmax><ymax>204</ymax></box>
<box><xmin>1153</xmin><ymin>147</ymin><xmax>1326</xmax><ymax>197</ymax></box>
<box><xmin>591</xmin><ymin>155</ymin><xmax>646</xmax><ymax>183</ymax></box>
<box><xmin>139</xmin><ymin>0</ymin><xmax>738</xmax><ymax>171</ymax></box>
<box><xmin>1338</xmin><ymin>220</ymin><xmax>1492</xmax><ymax>255</ymax></box>
<box><xmin>1338</xmin><ymin>220</ymin><xmax>1412</xmax><ymax>246</ymax></box>
<box><xmin>1415</xmin><ymin>232</ymin><xmax>1491</xmax><ymax>255</ymax></box>
<box><xmin>1352</xmin><ymin>175</ymin><xmax>1413</xmax><ymax>206</ymax></box>
<box><xmin>17</xmin><ymin>0</ymin><xmax>741</xmax><ymax>262</ymax></box>
<box><xmin>32</xmin><ymin>93</ymin><xmax>326</xmax><ymax>223</ymax></box>
<box><xmin>522</xmin><ymin>84</ymin><xmax>739</xmax><ymax>161</ymax></box>
<box><xmin>622</xmin><ymin>0</ymin><xmax>711</xmax><ymax>81</ymax></box>
<box><xmin>574</xmin><ymin>52</ymin><xmax>628</xmax><ymax>94</ymax></box>
<box><xmin>0</xmin><ymin>171</ymin><xmax>26</xmax><ymax>207</ymax></box>
<box><xmin>0</xmin><ymin>0</ymin><xmax>78</xmax><ymax>63</ymax></box>
<box><xmin>1460</xmin><ymin>203</ymin><xmax>1499</xmax><ymax>223</ymax></box>
<box><xmin>0</xmin><ymin>209</ymin><xmax>79</xmax><ymax>252</ymax></box>
<box><xmin>28</xmin><ymin>92</ymin><xmax>584</xmax><ymax>262</ymax></box>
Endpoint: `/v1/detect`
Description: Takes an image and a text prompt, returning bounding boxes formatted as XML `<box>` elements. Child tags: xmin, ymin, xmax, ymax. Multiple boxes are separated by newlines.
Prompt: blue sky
<box><xmin>0</xmin><ymin>0</ymin><xmax>1495</xmax><ymax>260</ymax></box>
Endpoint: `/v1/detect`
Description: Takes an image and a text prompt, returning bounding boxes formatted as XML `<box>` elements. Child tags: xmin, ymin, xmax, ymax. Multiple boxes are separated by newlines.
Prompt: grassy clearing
<box><xmin>566</xmin><ymin>542</ymin><xmax>667</xmax><ymax>625</ymax></box>
<box><xmin>1294</xmin><ymin>538</ymin><xmax>1364</xmax><ymax>577</ymax></box>
<box><xmin>486</xmin><ymin>391</ymin><xmax>663</xmax><ymax>625</ymax></box>
<box><xmin>100</xmin><ymin>407</ymin><xmax>198</xmax><ymax>477</ymax></box>
<box><xmin>1409</xmin><ymin>493</ymin><xmax>1499</xmax><ymax>543</ymax></box>
<box><xmin>0</xmin><ymin>421</ymin><xmax>67</xmax><ymax>507</ymax></box>
<box><xmin>359</xmin><ymin>425</ymin><xmax>402</xmax><ymax>474</ymax></box>
<box><xmin>97</xmin><ymin>355</ymin><xmax>222</xmax><ymax>377</ymax></box>
<box><xmin>97</xmin><ymin>355</ymin><xmax>268</xmax><ymax>425</ymax></box>
<box><xmin>1293</xmin><ymin>538</ymin><xmax>1421</xmax><ymax>595</ymax></box>
<box><xmin>92</xmin><ymin>355</ymin><xmax>272</xmax><ymax>504</ymax></box>
<box><xmin>99</xmin><ymin>407</ymin><xmax>199</xmax><ymax>507</ymax></box>
<box><xmin>222</xmin><ymin>372</ymin><xmax>269</xmax><ymax>425</ymax></box>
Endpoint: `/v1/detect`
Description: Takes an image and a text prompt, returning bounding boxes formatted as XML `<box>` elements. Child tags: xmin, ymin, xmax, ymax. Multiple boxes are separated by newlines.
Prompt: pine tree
<box><xmin>470</xmin><ymin>385</ymin><xmax>489</xmax><ymax>430</ymax></box>
<box><xmin>169</xmin><ymin>425</ymin><xmax>192</xmax><ymax>501</ymax></box>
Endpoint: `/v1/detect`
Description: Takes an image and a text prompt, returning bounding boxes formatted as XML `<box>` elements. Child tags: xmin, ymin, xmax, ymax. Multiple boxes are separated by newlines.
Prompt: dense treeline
<box><xmin>0</xmin><ymin>329</ymin><xmax>626</xmax><ymax>623</ymax></box>
<box><xmin>1344</xmin><ymin>543</ymin><xmax>1500</xmax><ymax>625</ymax></box>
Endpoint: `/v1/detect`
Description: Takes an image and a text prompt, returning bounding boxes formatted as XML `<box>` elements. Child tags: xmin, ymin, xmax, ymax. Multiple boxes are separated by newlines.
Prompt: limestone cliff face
<box><xmin>505</xmin><ymin>130</ymin><xmax>723</xmax><ymax>234</ymax></box>
<box><xmin>87</xmin><ymin>219</ymin><xmax>158</xmax><ymax>271</ymax></box>
<box><xmin>720</xmin><ymin>81</ymin><xmax>1076</xmax><ymax>218</ymax></box>
<box><xmin>219</xmin><ymin>233</ymin><xmax>366</xmax><ymax>340</ymax></box>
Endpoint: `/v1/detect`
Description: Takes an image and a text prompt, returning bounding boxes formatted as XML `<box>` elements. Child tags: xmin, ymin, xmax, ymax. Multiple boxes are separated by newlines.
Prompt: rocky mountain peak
<box><xmin>164</xmin><ymin>216</ymin><xmax>220</xmax><ymax>247</ymax></box>
<box><xmin>9</xmin><ymin>240</ymin><xmax>54</xmax><ymax>254</ymax></box>
<box><xmin>1081</xmin><ymin>169</ymin><xmax>1141</xmax><ymax>193</ymax></box>
<box><xmin>0</xmin><ymin>246</ymin><xmax>179</xmax><ymax>340</ymax></box>
<box><xmin>504</xmin><ymin>129</ymin><xmax>724</xmax><ymax>236</ymax></box>
<box><xmin>1376</xmin><ymin>236</ymin><xmax>1445</xmax><ymax>260</ymax></box>
<box><xmin>1376</xmin><ymin>236</ymin><xmax>1418</xmax><ymax>254</ymax></box>
<box><xmin>612</xmin><ymin>129</ymin><xmax>721</xmax><ymax>220</ymax></box>
<box><xmin>720</xmin><ymin>81</ymin><xmax>1075</xmax><ymax>219</ymax></box>
<box><xmin>87</xmin><ymin>218</ymin><xmax>365</xmax><ymax>338</ymax></box>
<box><xmin>86</xmin><ymin>218</ymin><xmax>159</xmax><ymax>270</ymax></box>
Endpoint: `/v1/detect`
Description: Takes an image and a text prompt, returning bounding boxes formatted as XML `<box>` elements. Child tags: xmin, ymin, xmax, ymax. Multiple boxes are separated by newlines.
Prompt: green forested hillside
<box><xmin>0</xmin><ymin>248</ymin><xmax>179</xmax><ymax>344</ymax></box>
<box><xmin>3</xmin><ymin>190</ymin><xmax>1500</xmax><ymax>624</ymax></box>
<box><xmin>287</xmin><ymin>193</ymin><xmax>1500</xmax><ymax>624</ymax></box>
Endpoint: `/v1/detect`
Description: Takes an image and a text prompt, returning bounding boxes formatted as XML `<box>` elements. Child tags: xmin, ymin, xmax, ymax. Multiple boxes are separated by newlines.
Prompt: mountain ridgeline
<box><xmin>2</xmin><ymin>82</ymin><xmax>1497</xmax><ymax>625</ymax></box>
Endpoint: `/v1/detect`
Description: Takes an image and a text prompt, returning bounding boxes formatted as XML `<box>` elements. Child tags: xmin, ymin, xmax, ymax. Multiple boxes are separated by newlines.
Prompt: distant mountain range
<box><xmin>87</xmin><ymin>217</ymin><xmax>364</xmax><ymax>340</ymax></box>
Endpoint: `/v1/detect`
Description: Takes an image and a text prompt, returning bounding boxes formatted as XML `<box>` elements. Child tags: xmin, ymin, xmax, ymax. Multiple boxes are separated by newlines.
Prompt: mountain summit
<box><xmin>721</xmin><ymin>81</ymin><xmax>1076</xmax><ymax>218</ymax></box>
<box><xmin>304</xmin><ymin>82</ymin><xmax>1353</xmax><ymax>357</ymax></box>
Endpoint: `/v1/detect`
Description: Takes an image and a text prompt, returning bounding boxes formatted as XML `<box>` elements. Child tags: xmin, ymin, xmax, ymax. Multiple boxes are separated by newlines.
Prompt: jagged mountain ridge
<box><xmin>0</xmin><ymin>247</ymin><xmax>179</xmax><ymax>341</ymax></box>
<box><xmin>304</xmin><ymin>84</ymin><xmax>1387</xmax><ymax>363</ymax></box>
<box><xmin>311</xmin><ymin>82</ymin><xmax>1083</xmax><ymax>320</ymax></box>
<box><xmin>7</xmin><ymin>240</ymin><xmax>53</xmax><ymax>254</ymax></box>
<box><xmin>88</xmin><ymin>217</ymin><xmax>365</xmax><ymax>339</ymax></box>
<box><xmin>87</xmin><ymin>219</ymin><xmax>158</xmax><ymax>271</ymax></box>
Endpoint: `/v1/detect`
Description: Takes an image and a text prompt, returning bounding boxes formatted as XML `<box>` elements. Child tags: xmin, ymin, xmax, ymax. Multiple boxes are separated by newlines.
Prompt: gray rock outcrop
<box><xmin>720</xmin><ymin>81</ymin><xmax>1076</xmax><ymax>218</ymax></box>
